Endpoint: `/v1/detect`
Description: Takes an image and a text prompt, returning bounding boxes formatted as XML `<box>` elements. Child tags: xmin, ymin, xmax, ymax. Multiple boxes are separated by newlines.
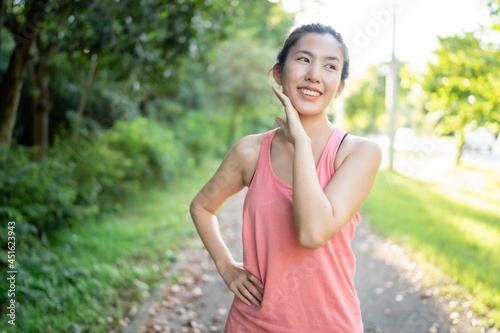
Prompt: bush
<box><xmin>175</xmin><ymin>111</ymin><xmax>227</xmax><ymax>164</ymax></box>
<box><xmin>72</xmin><ymin>117</ymin><xmax>189</xmax><ymax>211</ymax></box>
<box><xmin>0</xmin><ymin>117</ymin><xmax>191</xmax><ymax>243</ymax></box>
<box><xmin>0</xmin><ymin>146</ymin><xmax>94</xmax><ymax>244</ymax></box>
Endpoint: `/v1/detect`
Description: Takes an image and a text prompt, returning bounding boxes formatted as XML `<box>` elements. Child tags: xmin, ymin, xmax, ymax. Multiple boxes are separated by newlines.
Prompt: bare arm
<box><xmin>189</xmin><ymin>135</ymin><xmax>264</xmax><ymax>306</ymax></box>
<box><xmin>273</xmin><ymin>85</ymin><xmax>382</xmax><ymax>250</ymax></box>
<box><xmin>292</xmin><ymin>136</ymin><xmax>381</xmax><ymax>249</ymax></box>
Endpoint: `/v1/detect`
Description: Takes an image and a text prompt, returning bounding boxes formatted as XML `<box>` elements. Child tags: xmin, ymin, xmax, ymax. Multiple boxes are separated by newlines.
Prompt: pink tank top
<box><xmin>224</xmin><ymin>128</ymin><xmax>363</xmax><ymax>332</ymax></box>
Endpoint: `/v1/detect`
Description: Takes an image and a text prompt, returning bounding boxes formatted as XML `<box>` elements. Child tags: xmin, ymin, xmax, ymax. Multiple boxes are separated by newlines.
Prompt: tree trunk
<box><xmin>27</xmin><ymin>57</ymin><xmax>51</xmax><ymax>160</ymax></box>
<box><xmin>0</xmin><ymin>0</ymin><xmax>6</xmax><ymax>52</ymax></box>
<box><xmin>0</xmin><ymin>0</ymin><xmax>48</xmax><ymax>147</ymax></box>
<box><xmin>72</xmin><ymin>54</ymin><xmax>98</xmax><ymax>144</ymax></box>
<box><xmin>0</xmin><ymin>54</ymin><xmax>25</xmax><ymax>146</ymax></box>
<box><xmin>455</xmin><ymin>131</ymin><xmax>465</xmax><ymax>166</ymax></box>
<box><xmin>33</xmin><ymin>96</ymin><xmax>50</xmax><ymax>160</ymax></box>
<box><xmin>28</xmin><ymin>34</ymin><xmax>59</xmax><ymax>160</ymax></box>
<box><xmin>28</xmin><ymin>11</ymin><xmax>68</xmax><ymax>160</ymax></box>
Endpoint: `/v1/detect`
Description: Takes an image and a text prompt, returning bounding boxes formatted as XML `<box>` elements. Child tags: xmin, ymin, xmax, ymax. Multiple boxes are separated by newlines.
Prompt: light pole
<box><xmin>387</xmin><ymin>0</ymin><xmax>399</xmax><ymax>171</ymax></box>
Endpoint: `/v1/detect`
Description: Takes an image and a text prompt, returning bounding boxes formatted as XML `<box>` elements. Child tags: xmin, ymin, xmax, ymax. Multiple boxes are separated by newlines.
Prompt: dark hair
<box><xmin>276</xmin><ymin>23</ymin><xmax>350</xmax><ymax>81</ymax></box>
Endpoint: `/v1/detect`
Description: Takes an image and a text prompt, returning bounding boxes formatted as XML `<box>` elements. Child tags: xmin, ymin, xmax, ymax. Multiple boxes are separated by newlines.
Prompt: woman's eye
<box><xmin>325</xmin><ymin>64</ymin><xmax>336</xmax><ymax>70</ymax></box>
<box><xmin>298</xmin><ymin>57</ymin><xmax>309</xmax><ymax>63</ymax></box>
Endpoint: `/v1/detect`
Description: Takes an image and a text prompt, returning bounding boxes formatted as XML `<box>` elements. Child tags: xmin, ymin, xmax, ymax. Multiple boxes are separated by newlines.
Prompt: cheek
<box><xmin>281</xmin><ymin>62</ymin><xmax>301</xmax><ymax>83</ymax></box>
<box><xmin>279</xmin><ymin>73</ymin><xmax>295</xmax><ymax>95</ymax></box>
<box><xmin>326</xmin><ymin>76</ymin><xmax>341</xmax><ymax>91</ymax></box>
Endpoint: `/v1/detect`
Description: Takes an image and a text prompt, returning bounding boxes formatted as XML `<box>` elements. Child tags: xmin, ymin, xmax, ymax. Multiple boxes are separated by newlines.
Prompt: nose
<box><xmin>305</xmin><ymin>63</ymin><xmax>321</xmax><ymax>83</ymax></box>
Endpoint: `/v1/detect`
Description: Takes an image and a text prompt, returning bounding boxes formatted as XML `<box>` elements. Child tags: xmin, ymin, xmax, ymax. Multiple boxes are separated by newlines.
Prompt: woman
<box><xmin>190</xmin><ymin>23</ymin><xmax>381</xmax><ymax>332</ymax></box>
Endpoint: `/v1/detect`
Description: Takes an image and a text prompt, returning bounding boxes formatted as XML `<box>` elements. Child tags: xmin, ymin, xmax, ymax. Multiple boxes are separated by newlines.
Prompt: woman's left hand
<box><xmin>272</xmin><ymin>85</ymin><xmax>309</xmax><ymax>145</ymax></box>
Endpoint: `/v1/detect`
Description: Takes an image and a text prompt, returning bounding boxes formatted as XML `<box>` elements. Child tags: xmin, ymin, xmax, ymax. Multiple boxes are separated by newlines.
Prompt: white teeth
<box><xmin>300</xmin><ymin>89</ymin><xmax>320</xmax><ymax>96</ymax></box>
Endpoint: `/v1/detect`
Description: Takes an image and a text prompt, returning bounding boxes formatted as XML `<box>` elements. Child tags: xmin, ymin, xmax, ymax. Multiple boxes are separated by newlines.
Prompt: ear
<box><xmin>334</xmin><ymin>80</ymin><xmax>346</xmax><ymax>98</ymax></box>
<box><xmin>272</xmin><ymin>64</ymin><xmax>282</xmax><ymax>86</ymax></box>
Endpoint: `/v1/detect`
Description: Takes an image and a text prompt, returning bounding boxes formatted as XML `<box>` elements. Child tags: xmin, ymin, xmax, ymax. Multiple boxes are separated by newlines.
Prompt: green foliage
<box><xmin>68</xmin><ymin>117</ymin><xmax>189</xmax><ymax>212</ymax></box>
<box><xmin>0</xmin><ymin>146</ymin><xmax>94</xmax><ymax>242</ymax></box>
<box><xmin>345</xmin><ymin>65</ymin><xmax>386</xmax><ymax>135</ymax></box>
<box><xmin>175</xmin><ymin>112</ymin><xmax>227</xmax><ymax>164</ymax></box>
<box><xmin>0</xmin><ymin>117</ymin><xmax>190</xmax><ymax>243</ymax></box>
<box><xmin>205</xmin><ymin>33</ymin><xmax>279</xmax><ymax>145</ymax></box>
<box><xmin>344</xmin><ymin>62</ymin><xmax>428</xmax><ymax>136</ymax></box>
<box><xmin>487</xmin><ymin>0</ymin><xmax>500</xmax><ymax>31</ymax></box>
<box><xmin>0</xmin><ymin>164</ymin><xmax>213</xmax><ymax>332</ymax></box>
<box><xmin>423</xmin><ymin>32</ymin><xmax>500</xmax><ymax>164</ymax></box>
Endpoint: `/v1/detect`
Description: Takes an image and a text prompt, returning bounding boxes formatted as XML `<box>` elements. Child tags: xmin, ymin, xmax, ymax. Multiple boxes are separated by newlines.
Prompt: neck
<box><xmin>298</xmin><ymin>112</ymin><xmax>335</xmax><ymax>142</ymax></box>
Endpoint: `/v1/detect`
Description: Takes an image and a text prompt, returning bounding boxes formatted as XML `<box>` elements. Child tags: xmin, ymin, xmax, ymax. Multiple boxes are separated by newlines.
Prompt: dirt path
<box><xmin>125</xmin><ymin>190</ymin><xmax>493</xmax><ymax>333</ymax></box>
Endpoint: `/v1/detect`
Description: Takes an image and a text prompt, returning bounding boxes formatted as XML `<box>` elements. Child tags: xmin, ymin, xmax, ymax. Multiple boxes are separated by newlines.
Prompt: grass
<box><xmin>362</xmin><ymin>161</ymin><xmax>500</xmax><ymax>328</ymax></box>
<box><xmin>0</xmin><ymin>161</ymin><xmax>217</xmax><ymax>333</ymax></box>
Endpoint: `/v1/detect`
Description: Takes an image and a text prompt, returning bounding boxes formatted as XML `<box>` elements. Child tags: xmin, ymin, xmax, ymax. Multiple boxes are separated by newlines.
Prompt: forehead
<box><xmin>289</xmin><ymin>33</ymin><xmax>344</xmax><ymax>62</ymax></box>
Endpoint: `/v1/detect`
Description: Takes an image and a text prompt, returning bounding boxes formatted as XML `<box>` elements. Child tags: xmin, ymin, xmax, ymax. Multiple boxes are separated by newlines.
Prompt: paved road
<box><xmin>126</xmin><ymin>190</ymin><xmax>492</xmax><ymax>333</ymax></box>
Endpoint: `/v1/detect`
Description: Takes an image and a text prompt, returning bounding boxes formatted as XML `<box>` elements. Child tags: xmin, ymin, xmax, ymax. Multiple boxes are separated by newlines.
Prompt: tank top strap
<box><xmin>261</xmin><ymin>128</ymin><xmax>278</xmax><ymax>163</ymax></box>
<box><xmin>248</xmin><ymin>128</ymin><xmax>278</xmax><ymax>188</ymax></box>
<box><xmin>320</xmin><ymin>127</ymin><xmax>348</xmax><ymax>176</ymax></box>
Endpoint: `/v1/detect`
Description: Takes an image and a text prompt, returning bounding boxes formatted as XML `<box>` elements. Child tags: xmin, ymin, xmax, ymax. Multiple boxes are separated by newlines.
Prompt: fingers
<box><xmin>275</xmin><ymin>116</ymin><xmax>286</xmax><ymax>131</ymax></box>
<box><xmin>272</xmin><ymin>85</ymin><xmax>290</xmax><ymax>107</ymax></box>
<box><xmin>226</xmin><ymin>270</ymin><xmax>264</xmax><ymax>307</ymax></box>
<box><xmin>272</xmin><ymin>85</ymin><xmax>298</xmax><ymax>124</ymax></box>
<box><xmin>248</xmin><ymin>273</ymin><xmax>264</xmax><ymax>289</ymax></box>
<box><xmin>237</xmin><ymin>279</ymin><xmax>263</xmax><ymax>306</ymax></box>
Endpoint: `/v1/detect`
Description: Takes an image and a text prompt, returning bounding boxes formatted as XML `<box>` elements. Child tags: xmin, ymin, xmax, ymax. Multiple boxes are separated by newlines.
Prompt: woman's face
<box><xmin>274</xmin><ymin>33</ymin><xmax>345</xmax><ymax>117</ymax></box>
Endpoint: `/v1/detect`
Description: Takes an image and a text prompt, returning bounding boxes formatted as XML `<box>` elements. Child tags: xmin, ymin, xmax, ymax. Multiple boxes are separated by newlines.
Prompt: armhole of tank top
<box><xmin>249</xmin><ymin>171</ymin><xmax>256</xmax><ymax>187</ymax></box>
<box><xmin>336</xmin><ymin>132</ymin><xmax>348</xmax><ymax>154</ymax></box>
<box><xmin>332</xmin><ymin>132</ymin><xmax>348</xmax><ymax>173</ymax></box>
<box><xmin>248</xmin><ymin>133</ymin><xmax>268</xmax><ymax>188</ymax></box>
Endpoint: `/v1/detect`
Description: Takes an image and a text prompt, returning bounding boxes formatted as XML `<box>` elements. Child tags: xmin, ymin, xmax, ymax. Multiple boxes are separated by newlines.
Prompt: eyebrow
<box><xmin>294</xmin><ymin>50</ymin><xmax>341</xmax><ymax>63</ymax></box>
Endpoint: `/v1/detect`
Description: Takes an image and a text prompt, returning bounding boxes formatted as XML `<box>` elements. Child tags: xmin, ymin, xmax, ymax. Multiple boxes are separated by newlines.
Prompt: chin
<box><xmin>294</xmin><ymin>102</ymin><xmax>325</xmax><ymax>115</ymax></box>
<box><xmin>296</xmin><ymin>108</ymin><xmax>324</xmax><ymax>117</ymax></box>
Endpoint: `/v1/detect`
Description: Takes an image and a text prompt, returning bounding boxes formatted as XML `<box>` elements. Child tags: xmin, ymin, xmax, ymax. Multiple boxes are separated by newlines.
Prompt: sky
<box><xmin>281</xmin><ymin>0</ymin><xmax>498</xmax><ymax>78</ymax></box>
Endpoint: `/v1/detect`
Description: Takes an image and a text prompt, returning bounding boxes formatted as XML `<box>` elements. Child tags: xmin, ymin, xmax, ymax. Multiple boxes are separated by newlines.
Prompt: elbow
<box><xmin>295</xmin><ymin>212</ymin><xmax>335</xmax><ymax>250</ymax></box>
<box><xmin>297</xmin><ymin>233</ymin><xmax>327</xmax><ymax>250</ymax></box>
<box><xmin>190</xmin><ymin>197</ymin><xmax>214</xmax><ymax>224</ymax></box>
<box><xmin>296</xmin><ymin>216</ymin><xmax>340</xmax><ymax>250</ymax></box>
<box><xmin>189</xmin><ymin>199</ymin><xmax>201</xmax><ymax>220</ymax></box>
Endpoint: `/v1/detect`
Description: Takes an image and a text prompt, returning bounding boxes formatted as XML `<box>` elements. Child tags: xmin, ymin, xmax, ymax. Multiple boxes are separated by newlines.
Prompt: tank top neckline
<box><xmin>267</xmin><ymin>127</ymin><xmax>338</xmax><ymax>189</ymax></box>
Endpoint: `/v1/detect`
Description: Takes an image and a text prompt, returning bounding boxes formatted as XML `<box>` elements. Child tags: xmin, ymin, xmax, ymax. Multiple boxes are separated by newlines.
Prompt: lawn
<box><xmin>361</xmin><ymin>157</ymin><xmax>500</xmax><ymax>328</ymax></box>
<box><xmin>0</xmin><ymin>161</ymin><xmax>217</xmax><ymax>333</ymax></box>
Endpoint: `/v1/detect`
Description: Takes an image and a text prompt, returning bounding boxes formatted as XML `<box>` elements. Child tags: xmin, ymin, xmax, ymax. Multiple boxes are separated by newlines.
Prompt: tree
<box><xmin>344</xmin><ymin>65</ymin><xmax>386</xmax><ymax>135</ymax></box>
<box><xmin>26</xmin><ymin>5</ymin><xmax>70</xmax><ymax>159</ymax></box>
<box><xmin>0</xmin><ymin>0</ymin><xmax>49</xmax><ymax>147</ymax></box>
<box><xmin>423</xmin><ymin>32</ymin><xmax>500</xmax><ymax>165</ymax></box>
<box><xmin>0</xmin><ymin>0</ymin><xmax>243</xmax><ymax>154</ymax></box>
<box><xmin>204</xmin><ymin>1</ymin><xmax>294</xmax><ymax>145</ymax></box>
<box><xmin>487</xmin><ymin>0</ymin><xmax>500</xmax><ymax>31</ymax></box>
<box><xmin>0</xmin><ymin>0</ymin><xmax>6</xmax><ymax>52</ymax></box>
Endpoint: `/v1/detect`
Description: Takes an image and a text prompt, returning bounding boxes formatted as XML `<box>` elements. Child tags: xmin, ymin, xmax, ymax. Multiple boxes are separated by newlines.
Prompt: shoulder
<box><xmin>230</xmin><ymin>132</ymin><xmax>266</xmax><ymax>164</ymax></box>
<box><xmin>228</xmin><ymin>132</ymin><xmax>268</xmax><ymax>186</ymax></box>
<box><xmin>335</xmin><ymin>134</ymin><xmax>382</xmax><ymax>170</ymax></box>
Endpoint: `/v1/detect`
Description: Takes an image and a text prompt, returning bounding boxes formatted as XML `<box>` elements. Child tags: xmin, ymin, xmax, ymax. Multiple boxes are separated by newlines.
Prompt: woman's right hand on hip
<box><xmin>218</xmin><ymin>261</ymin><xmax>264</xmax><ymax>306</ymax></box>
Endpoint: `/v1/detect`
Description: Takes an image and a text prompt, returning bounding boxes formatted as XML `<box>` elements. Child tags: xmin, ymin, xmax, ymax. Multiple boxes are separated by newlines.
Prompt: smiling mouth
<box><xmin>299</xmin><ymin>88</ymin><xmax>321</xmax><ymax>97</ymax></box>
